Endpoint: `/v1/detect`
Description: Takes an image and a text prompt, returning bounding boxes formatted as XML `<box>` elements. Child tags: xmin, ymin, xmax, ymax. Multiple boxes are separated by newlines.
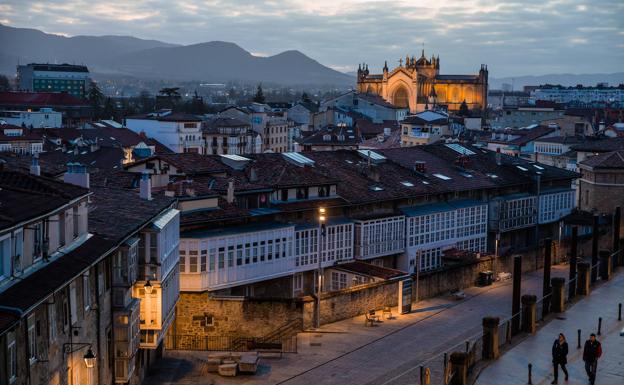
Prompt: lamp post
<box><xmin>63</xmin><ymin>342</ymin><xmax>96</xmax><ymax>369</ymax></box>
<box><xmin>316</xmin><ymin>207</ymin><xmax>326</xmax><ymax>329</ymax></box>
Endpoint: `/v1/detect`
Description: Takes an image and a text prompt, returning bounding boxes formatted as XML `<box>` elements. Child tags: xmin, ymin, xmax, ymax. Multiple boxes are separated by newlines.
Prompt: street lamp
<box><xmin>83</xmin><ymin>348</ymin><xmax>96</xmax><ymax>368</ymax></box>
<box><xmin>316</xmin><ymin>207</ymin><xmax>327</xmax><ymax>329</ymax></box>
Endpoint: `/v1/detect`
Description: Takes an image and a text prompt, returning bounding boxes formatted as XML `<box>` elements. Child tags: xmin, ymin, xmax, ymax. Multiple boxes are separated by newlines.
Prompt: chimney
<box><xmin>383</xmin><ymin>127</ymin><xmax>391</xmax><ymax>136</ymax></box>
<box><xmin>226</xmin><ymin>179</ymin><xmax>235</xmax><ymax>204</ymax></box>
<box><xmin>30</xmin><ymin>154</ymin><xmax>41</xmax><ymax>176</ymax></box>
<box><xmin>63</xmin><ymin>162</ymin><xmax>90</xmax><ymax>189</ymax></box>
<box><xmin>495</xmin><ymin>148</ymin><xmax>502</xmax><ymax>166</ymax></box>
<box><xmin>139</xmin><ymin>171</ymin><xmax>152</xmax><ymax>200</ymax></box>
<box><xmin>414</xmin><ymin>161</ymin><xmax>426</xmax><ymax>174</ymax></box>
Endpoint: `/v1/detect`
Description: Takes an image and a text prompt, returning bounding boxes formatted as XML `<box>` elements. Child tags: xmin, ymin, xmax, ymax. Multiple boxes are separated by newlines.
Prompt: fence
<box><xmin>165</xmin><ymin>334</ymin><xmax>298</xmax><ymax>353</ymax></box>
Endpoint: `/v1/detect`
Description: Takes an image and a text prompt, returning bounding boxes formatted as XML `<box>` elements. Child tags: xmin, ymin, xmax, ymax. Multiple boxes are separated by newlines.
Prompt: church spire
<box><xmin>383</xmin><ymin>60</ymin><xmax>388</xmax><ymax>72</ymax></box>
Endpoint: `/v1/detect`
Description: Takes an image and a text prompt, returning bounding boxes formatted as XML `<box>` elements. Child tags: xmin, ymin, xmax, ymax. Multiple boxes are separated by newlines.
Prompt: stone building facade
<box><xmin>579</xmin><ymin>150</ymin><xmax>624</xmax><ymax>214</ymax></box>
<box><xmin>356</xmin><ymin>51</ymin><xmax>488</xmax><ymax>113</ymax></box>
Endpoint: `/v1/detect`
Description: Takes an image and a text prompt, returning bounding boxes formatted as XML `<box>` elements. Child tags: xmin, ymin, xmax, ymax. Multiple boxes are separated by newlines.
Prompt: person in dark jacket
<box><xmin>583</xmin><ymin>333</ymin><xmax>602</xmax><ymax>385</ymax></box>
<box><xmin>551</xmin><ymin>333</ymin><xmax>569</xmax><ymax>384</ymax></box>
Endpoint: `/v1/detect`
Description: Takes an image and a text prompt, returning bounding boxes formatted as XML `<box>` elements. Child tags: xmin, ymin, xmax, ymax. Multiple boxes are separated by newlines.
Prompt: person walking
<box><xmin>583</xmin><ymin>333</ymin><xmax>602</xmax><ymax>385</ymax></box>
<box><xmin>551</xmin><ymin>333</ymin><xmax>569</xmax><ymax>384</ymax></box>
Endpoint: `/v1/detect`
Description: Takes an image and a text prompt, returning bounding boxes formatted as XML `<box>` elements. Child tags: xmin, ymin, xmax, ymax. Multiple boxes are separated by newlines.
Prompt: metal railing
<box><xmin>165</xmin><ymin>334</ymin><xmax>298</xmax><ymax>353</ymax></box>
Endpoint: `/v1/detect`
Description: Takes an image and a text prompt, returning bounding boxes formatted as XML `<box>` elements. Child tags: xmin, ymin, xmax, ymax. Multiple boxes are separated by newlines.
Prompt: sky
<box><xmin>1</xmin><ymin>0</ymin><xmax>623</xmax><ymax>78</ymax></box>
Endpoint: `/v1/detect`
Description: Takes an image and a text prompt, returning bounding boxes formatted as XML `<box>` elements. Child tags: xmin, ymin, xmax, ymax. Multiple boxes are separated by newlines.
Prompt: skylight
<box><xmin>221</xmin><ymin>154</ymin><xmax>251</xmax><ymax>162</ymax></box>
<box><xmin>460</xmin><ymin>172</ymin><xmax>473</xmax><ymax>178</ymax></box>
<box><xmin>433</xmin><ymin>173</ymin><xmax>451</xmax><ymax>180</ymax></box>
<box><xmin>445</xmin><ymin>143</ymin><xmax>476</xmax><ymax>156</ymax></box>
<box><xmin>422</xmin><ymin>181</ymin><xmax>430</xmax><ymax>185</ymax></box>
<box><xmin>486</xmin><ymin>173</ymin><xmax>499</xmax><ymax>179</ymax></box>
<box><xmin>282</xmin><ymin>152</ymin><xmax>315</xmax><ymax>167</ymax></box>
<box><xmin>345</xmin><ymin>160</ymin><xmax>354</xmax><ymax>164</ymax></box>
<box><xmin>401</xmin><ymin>181</ymin><xmax>415</xmax><ymax>187</ymax></box>
<box><xmin>357</xmin><ymin>149</ymin><xmax>386</xmax><ymax>163</ymax></box>
<box><xmin>533</xmin><ymin>164</ymin><xmax>544</xmax><ymax>170</ymax></box>
<box><xmin>516</xmin><ymin>165</ymin><xmax>529</xmax><ymax>171</ymax></box>
<box><xmin>370</xmin><ymin>186</ymin><xmax>384</xmax><ymax>191</ymax></box>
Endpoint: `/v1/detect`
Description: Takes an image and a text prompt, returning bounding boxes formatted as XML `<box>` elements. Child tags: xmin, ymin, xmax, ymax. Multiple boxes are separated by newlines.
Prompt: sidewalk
<box><xmin>475</xmin><ymin>272</ymin><xmax>624</xmax><ymax>385</ymax></box>
<box><xmin>144</xmin><ymin>266</ymin><xmax>569</xmax><ymax>385</ymax></box>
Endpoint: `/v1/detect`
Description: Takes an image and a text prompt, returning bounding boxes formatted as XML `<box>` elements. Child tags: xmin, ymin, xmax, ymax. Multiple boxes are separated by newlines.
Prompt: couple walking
<box><xmin>551</xmin><ymin>333</ymin><xmax>602</xmax><ymax>384</ymax></box>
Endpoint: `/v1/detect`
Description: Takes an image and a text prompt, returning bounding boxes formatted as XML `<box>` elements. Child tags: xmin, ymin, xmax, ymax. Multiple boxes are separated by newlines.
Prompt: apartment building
<box><xmin>17</xmin><ymin>64</ymin><xmax>91</xmax><ymax>99</ymax></box>
<box><xmin>400</xmin><ymin>110</ymin><xmax>451</xmax><ymax>146</ymax></box>
<box><xmin>0</xmin><ymin>164</ymin><xmax>179</xmax><ymax>385</ymax></box>
<box><xmin>125</xmin><ymin>110</ymin><xmax>204</xmax><ymax>154</ymax></box>
<box><xmin>0</xmin><ymin>124</ymin><xmax>44</xmax><ymax>154</ymax></box>
<box><xmin>100</xmin><ymin>143</ymin><xmax>576</xmax><ymax>302</ymax></box>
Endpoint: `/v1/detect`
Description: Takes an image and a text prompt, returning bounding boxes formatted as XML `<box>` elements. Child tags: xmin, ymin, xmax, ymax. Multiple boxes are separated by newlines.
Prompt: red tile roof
<box><xmin>0</xmin><ymin>91</ymin><xmax>88</xmax><ymax>106</ymax></box>
<box><xmin>580</xmin><ymin>151</ymin><xmax>624</xmax><ymax>169</ymax></box>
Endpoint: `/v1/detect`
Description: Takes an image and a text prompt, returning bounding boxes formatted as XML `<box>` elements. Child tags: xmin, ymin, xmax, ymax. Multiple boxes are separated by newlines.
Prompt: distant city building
<box><xmin>125</xmin><ymin>110</ymin><xmax>205</xmax><ymax>154</ymax></box>
<box><xmin>356</xmin><ymin>51</ymin><xmax>488</xmax><ymax>113</ymax></box>
<box><xmin>0</xmin><ymin>91</ymin><xmax>92</xmax><ymax>126</ymax></box>
<box><xmin>297</xmin><ymin>124</ymin><xmax>360</xmax><ymax>151</ymax></box>
<box><xmin>202</xmin><ymin>117</ymin><xmax>262</xmax><ymax>155</ymax></box>
<box><xmin>487</xmin><ymin>90</ymin><xmax>531</xmax><ymax>109</ymax></box>
<box><xmin>17</xmin><ymin>63</ymin><xmax>91</xmax><ymax>98</ymax></box>
<box><xmin>531</xmin><ymin>84</ymin><xmax>624</xmax><ymax>105</ymax></box>
<box><xmin>0</xmin><ymin>123</ymin><xmax>44</xmax><ymax>154</ymax></box>
<box><xmin>321</xmin><ymin>91</ymin><xmax>408</xmax><ymax>122</ymax></box>
<box><xmin>400</xmin><ymin>110</ymin><xmax>451</xmax><ymax>146</ymax></box>
<box><xmin>489</xmin><ymin>106</ymin><xmax>565</xmax><ymax>129</ymax></box>
<box><xmin>0</xmin><ymin>107</ymin><xmax>62</xmax><ymax>128</ymax></box>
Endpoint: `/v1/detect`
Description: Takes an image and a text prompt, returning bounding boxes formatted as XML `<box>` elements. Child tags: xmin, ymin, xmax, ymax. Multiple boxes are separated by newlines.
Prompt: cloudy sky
<box><xmin>1</xmin><ymin>0</ymin><xmax>623</xmax><ymax>77</ymax></box>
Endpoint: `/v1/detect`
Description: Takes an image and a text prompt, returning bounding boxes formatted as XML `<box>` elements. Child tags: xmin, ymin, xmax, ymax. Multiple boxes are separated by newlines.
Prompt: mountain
<box><xmin>490</xmin><ymin>73</ymin><xmax>624</xmax><ymax>90</ymax></box>
<box><xmin>0</xmin><ymin>24</ymin><xmax>354</xmax><ymax>86</ymax></box>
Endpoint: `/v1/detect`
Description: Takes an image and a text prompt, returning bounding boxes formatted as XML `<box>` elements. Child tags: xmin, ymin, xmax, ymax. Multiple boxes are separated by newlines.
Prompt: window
<box><xmin>70</xmin><ymin>282</ymin><xmax>78</xmax><ymax>325</ymax></box>
<box><xmin>318</xmin><ymin>186</ymin><xmax>330</xmax><ymax>197</ymax></box>
<box><xmin>7</xmin><ymin>332</ymin><xmax>17</xmax><ymax>382</ymax></box>
<box><xmin>59</xmin><ymin>212</ymin><xmax>66</xmax><ymax>246</ymax></box>
<box><xmin>49</xmin><ymin>303</ymin><xmax>57</xmax><ymax>341</ymax></box>
<box><xmin>281</xmin><ymin>189</ymin><xmax>289</xmax><ymax>201</ymax></box>
<box><xmin>33</xmin><ymin>222</ymin><xmax>43</xmax><ymax>260</ymax></box>
<box><xmin>296</xmin><ymin>187</ymin><xmax>308</xmax><ymax>200</ymax></box>
<box><xmin>83</xmin><ymin>272</ymin><xmax>91</xmax><ymax>310</ymax></box>
<box><xmin>28</xmin><ymin>314</ymin><xmax>37</xmax><ymax>363</ymax></box>
<box><xmin>331</xmin><ymin>272</ymin><xmax>347</xmax><ymax>291</ymax></box>
<box><xmin>293</xmin><ymin>273</ymin><xmax>303</xmax><ymax>292</ymax></box>
<box><xmin>73</xmin><ymin>206</ymin><xmax>79</xmax><ymax>238</ymax></box>
<box><xmin>0</xmin><ymin>235</ymin><xmax>10</xmax><ymax>279</ymax></box>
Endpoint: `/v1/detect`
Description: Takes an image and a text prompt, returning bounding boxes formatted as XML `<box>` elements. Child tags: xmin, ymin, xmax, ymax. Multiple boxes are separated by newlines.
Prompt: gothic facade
<box><xmin>356</xmin><ymin>51</ymin><xmax>488</xmax><ymax>113</ymax></box>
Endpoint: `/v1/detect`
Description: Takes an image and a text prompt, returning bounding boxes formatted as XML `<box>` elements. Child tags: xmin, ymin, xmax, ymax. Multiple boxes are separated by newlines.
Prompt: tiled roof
<box><xmin>360</xmin><ymin>129</ymin><xmax>402</xmax><ymax>149</ymax></box>
<box><xmin>580</xmin><ymin>151</ymin><xmax>624</xmax><ymax>169</ymax></box>
<box><xmin>38</xmin><ymin>146</ymin><xmax>126</xmax><ymax>176</ymax></box>
<box><xmin>126</xmin><ymin>153</ymin><xmax>228</xmax><ymax>175</ymax></box>
<box><xmin>0</xmin><ymin>236</ymin><xmax>115</xmax><ymax>317</ymax></box>
<box><xmin>355</xmin><ymin>118</ymin><xmax>399</xmax><ymax>136</ymax></box>
<box><xmin>534</xmin><ymin>135</ymin><xmax>585</xmax><ymax>145</ymax></box>
<box><xmin>403</xmin><ymin>111</ymin><xmax>448</xmax><ymax>125</ymax></box>
<box><xmin>332</xmin><ymin>261</ymin><xmax>407</xmax><ymax>279</ymax></box>
<box><xmin>571</xmin><ymin>137</ymin><xmax>624</xmax><ymax>152</ymax></box>
<box><xmin>0</xmin><ymin>91</ymin><xmax>88</xmax><ymax>107</ymax></box>
<box><xmin>298</xmin><ymin>125</ymin><xmax>360</xmax><ymax>146</ymax></box>
<box><xmin>89</xmin><ymin>186</ymin><xmax>176</xmax><ymax>242</ymax></box>
<box><xmin>0</xmin><ymin>170</ymin><xmax>89</xmax><ymax>231</ymax></box>
<box><xmin>0</xmin><ymin>125</ymin><xmax>43</xmax><ymax>142</ymax></box>
<box><xmin>126</xmin><ymin>112</ymin><xmax>202</xmax><ymax>122</ymax></box>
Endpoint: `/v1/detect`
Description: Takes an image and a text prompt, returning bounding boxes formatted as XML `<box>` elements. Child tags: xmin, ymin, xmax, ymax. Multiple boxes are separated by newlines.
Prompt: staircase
<box><xmin>260</xmin><ymin>318</ymin><xmax>303</xmax><ymax>342</ymax></box>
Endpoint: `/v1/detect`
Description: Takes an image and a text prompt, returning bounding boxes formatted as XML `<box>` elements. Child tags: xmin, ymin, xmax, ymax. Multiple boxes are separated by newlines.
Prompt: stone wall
<box><xmin>173</xmin><ymin>292</ymin><xmax>301</xmax><ymax>337</ymax></box>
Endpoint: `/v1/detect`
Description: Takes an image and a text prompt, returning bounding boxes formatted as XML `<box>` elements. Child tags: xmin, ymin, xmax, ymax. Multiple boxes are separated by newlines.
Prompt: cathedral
<box><xmin>356</xmin><ymin>50</ymin><xmax>488</xmax><ymax>113</ymax></box>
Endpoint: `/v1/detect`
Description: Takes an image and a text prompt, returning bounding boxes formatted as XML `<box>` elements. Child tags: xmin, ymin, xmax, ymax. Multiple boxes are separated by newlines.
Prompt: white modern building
<box><xmin>0</xmin><ymin>108</ymin><xmax>62</xmax><ymax>128</ymax></box>
<box><xmin>125</xmin><ymin>110</ymin><xmax>204</xmax><ymax>154</ymax></box>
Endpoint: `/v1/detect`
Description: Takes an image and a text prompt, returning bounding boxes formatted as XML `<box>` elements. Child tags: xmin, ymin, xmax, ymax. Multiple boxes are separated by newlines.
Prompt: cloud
<box><xmin>2</xmin><ymin>0</ymin><xmax>623</xmax><ymax>77</ymax></box>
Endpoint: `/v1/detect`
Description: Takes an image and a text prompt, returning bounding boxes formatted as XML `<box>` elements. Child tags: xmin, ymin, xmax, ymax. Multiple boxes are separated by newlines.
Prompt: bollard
<box><xmin>512</xmin><ymin>256</ymin><xmax>522</xmax><ymax>335</ymax></box>
<box><xmin>550</xmin><ymin>277</ymin><xmax>566</xmax><ymax>313</ymax></box>
<box><xmin>598</xmin><ymin>317</ymin><xmax>602</xmax><ymax>336</ymax></box>
<box><xmin>599</xmin><ymin>250</ymin><xmax>612</xmax><ymax>281</ymax></box>
<box><xmin>482</xmin><ymin>317</ymin><xmax>500</xmax><ymax>360</ymax></box>
<box><xmin>521</xmin><ymin>295</ymin><xmax>537</xmax><ymax>334</ymax></box>
<box><xmin>419</xmin><ymin>365</ymin><xmax>424</xmax><ymax>385</ymax></box>
<box><xmin>542</xmin><ymin>238</ymin><xmax>552</xmax><ymax>318</ymax></box>
<box><xmin>423</xmin><ymin>367</ymin><xmax>430</xmax><ymax>385</ymax></box>
<box><xmin>528</xmin><ymin>363</ymin><xmax>533</xmax><ymax>385</ymax></box>
<box><xmin>619</xmin><ymin>303</ymin><xmax>622</xmax><ymax>321</ymax></box>
<box><xmin>569</xmin><ymin>226</ymin><xmax>578</xmax><ymax>299</ymax></box>
<box><xmin>577</xmin><ymin>262</ymin><xmax>591</xmax><ymax>295</ymax></box>
<box><xmin>449</xmin><ymin>352</ymin><xmax>469</xmax><ymax>385</ymax></box>
<box><xmin>577</xmin><ymin>329</ymin><xmax>581</xmax><ymax>349</ymax></box>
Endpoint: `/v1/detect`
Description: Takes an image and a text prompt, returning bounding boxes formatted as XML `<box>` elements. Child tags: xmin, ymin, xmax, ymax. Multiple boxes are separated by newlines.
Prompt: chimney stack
<box><xmin>495</xmin><ymin>148</ymin><xmax>502</xmax><ymax>166</ymax></box>
<box><xmin>140</xmin><ymin>171</ymin><xmax>152</xmax><ymax>200</ymax></box>
<box><xmin>30</xmin><ymin>154</ymin><xmax>41</xmax><ymax>176</ymax></box>
<box><xmin>226</xmin><ymin>179</ymin><xmax>235</xmax><ymax>204</ymax></box>
<box><xmin>63</xmin><ymin>162</ymin><xmax>90</xmax><ymax>189</ymax></box>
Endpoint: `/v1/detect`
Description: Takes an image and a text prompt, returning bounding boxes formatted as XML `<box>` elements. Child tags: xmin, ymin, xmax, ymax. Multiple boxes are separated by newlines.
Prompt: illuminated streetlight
<box><xmin>83</xmin><ymin>348</ymin><xmax>96</xmax><ymax>368</ymax></box>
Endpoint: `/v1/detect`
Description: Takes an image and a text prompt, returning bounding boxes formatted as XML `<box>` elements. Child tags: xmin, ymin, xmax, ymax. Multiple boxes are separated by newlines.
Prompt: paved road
<box><xmin>144</xmin><ymin>266</ymin><xmax>571</xmax><ymax>385</ymax></box>
<box><xmin>475</xmin><ymin>272</ymin><xmax>624</xmax><ymax>385</ymax></box>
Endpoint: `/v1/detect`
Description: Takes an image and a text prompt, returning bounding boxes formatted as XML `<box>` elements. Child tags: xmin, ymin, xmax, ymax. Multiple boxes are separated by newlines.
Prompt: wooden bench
<box><xmin>382</xmin><ymin>306</ymin><xmax>393</xmax><ymax>320</ymax></box>
<box><xmin>252</xmin><ymin>342</ymin><xmax>283</xmax><ymax>358</ymax></box>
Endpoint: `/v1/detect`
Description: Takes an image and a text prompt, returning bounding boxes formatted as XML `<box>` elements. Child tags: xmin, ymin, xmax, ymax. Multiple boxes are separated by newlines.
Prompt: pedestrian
<box><xmin>551</xmin><ymin>333</ymin><xmax>569</xmax><ymax>383</ymax></box>
<box><xmin>583</xmin><ymin>333</ymin><xmax>602</xmax><ymax>385</ymax></box>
